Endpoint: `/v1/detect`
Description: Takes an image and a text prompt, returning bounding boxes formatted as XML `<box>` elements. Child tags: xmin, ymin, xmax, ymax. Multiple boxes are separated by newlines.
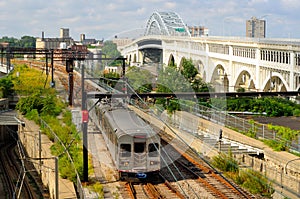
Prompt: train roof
<box><xmin>104</xmin><ymin>107</ymin><xmax>157</xmax><ymax>139</ymax></box>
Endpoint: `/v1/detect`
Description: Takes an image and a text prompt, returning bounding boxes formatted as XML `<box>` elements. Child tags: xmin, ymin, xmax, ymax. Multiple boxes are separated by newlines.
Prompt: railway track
<box><xmin>0</xmin><ymin>140</ymin><xmax>37</xmax><ymax>199</ymax></box>
<box><xmin>160</xmin><ymin>136</ymin><xmax>255</xmax><ymax>199</ymax></box>
<box><xmin>13</xmin><ymin>59</ymin><xmax>256</xmax><ymax>198</ymax></box>
<box><xmin>124</xmin><ymin>181</ymin><xmax>185</xmax><ymax>199</ymax></box>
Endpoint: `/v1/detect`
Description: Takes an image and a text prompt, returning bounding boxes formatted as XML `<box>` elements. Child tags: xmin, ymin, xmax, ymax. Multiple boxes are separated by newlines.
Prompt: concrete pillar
<box><xmin>228</xmin><ymin>45</ymin><xmax>234</xmax><ymax>92</ymax></box>
<box><xmin>205</xmin><ymin>43</ymin><xmax>210</xmax><ymax>82</ymax></box>
<box><xmin>289</xmin><ymin>51</ymin><xmax>295</xmax><ymax>91</ymax></box>
<box><xmin>255</xmin><ymin>48</ymin><xmax>261</xmax><ymax>91</ymax></box>
<box><xmin>138</xmin><ymin>50</ymin><xmax>143</xmax><ymax>66</ymax></box>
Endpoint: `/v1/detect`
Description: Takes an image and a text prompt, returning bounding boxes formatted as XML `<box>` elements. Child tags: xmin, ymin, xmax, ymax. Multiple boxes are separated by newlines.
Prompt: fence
<box><xmin>40</xmin><ymin>118</ymin><xmax>86</xmax><ymax>199</ymax></box>
<box><xmin>177</xmin><ymin>101</ymin><xmax>299</xmax><ymax>154</ymax></box>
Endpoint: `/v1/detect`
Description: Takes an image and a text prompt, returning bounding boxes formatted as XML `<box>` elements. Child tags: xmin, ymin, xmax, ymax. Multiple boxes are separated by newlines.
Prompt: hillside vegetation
<box><xmin>10</xmin><ymin>63</ymin><xmax>86</xmax><ymax>182</ymax></box>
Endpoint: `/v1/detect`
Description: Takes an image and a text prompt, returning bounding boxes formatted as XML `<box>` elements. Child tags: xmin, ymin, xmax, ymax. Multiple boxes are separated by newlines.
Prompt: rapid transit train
<box><xmin>89</xmin><ymin>99</ymin><xmax>161</xmax><ymax>180</ymax></box>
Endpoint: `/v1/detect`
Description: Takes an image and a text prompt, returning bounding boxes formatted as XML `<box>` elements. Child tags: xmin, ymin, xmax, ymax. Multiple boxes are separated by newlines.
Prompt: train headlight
<box><xmin>121</xmin><ymin>161</ymin><xmax>129</xmax><ymax>166</ymax></box>
<box><xmin>150</xmin><ymin>161</ymin><xmax>159</xmax><ymax>165</ymax></box>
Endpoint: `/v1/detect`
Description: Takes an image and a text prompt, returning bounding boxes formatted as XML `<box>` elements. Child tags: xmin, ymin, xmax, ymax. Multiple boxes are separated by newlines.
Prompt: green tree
<box><xmin>19</xmin><ymin>36</ymin><xmax>36</xmax><ymax>48</ymax></box>
<box><xmin>155</xmin><ymin>64</ymin><xmax>193</xmax><ymax>112</ymax></box>
<box><xmin>192</xmin><ymin>77</ymin><xmax>214</xmax><ymax>92</ymax></box>
<box><xmin>102</xmin><ymin>40</ymin><xmax>121</xmax><ymax>65</ymax></box>
<box><xmin>180</xmin><ymin>58</ymin><xmax>213</xmax><ymax>92</ymax></box>
<box><xmin>0</xmin><ymin>77</ymin><xmax>14</xmax><ymax>98</ymax></box>
<box><xmin>102</xmin><ymin>72</ymin><xmax>120</xmax><ymax>88</ymax></box>
<box><xmin>181</xmin><ymin>58</ymin><xmax>198</xmax><ymax>81</ymax></box>
<box><xmin>126</xmin><ymin>66</ymin><xmax>154</xmax><ymax>93</ymax></box>
<box><xmin>0</xmin><ymin>36</ymin><xmax>19</xmax><ymax>47</ymax></box>
<box><xmin>0</xmin><ymin>36</ymin><xmax>36</xmax><ymax>48</ymax></box>
<box><xmin>157</xmin><ymin>64</ymin><xmax>191</xmax><ymax>93</ymax></box>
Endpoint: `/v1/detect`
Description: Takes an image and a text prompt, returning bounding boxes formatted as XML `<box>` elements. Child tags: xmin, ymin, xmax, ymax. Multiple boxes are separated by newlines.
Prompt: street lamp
<box><xmin>285</xmin><ymin>157</ymin><xmax>300</xmax><ymax>174</ymax></box>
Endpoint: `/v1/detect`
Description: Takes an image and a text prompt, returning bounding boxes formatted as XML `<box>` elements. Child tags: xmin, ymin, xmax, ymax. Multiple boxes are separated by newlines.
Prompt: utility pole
<box><xmin>6</xmin><ymin>46</ymin><xmax>10</xmax><ymax>74</ymax></box>
<box><xmin>1</xmin><ymin>47</ymin><xmax>3</xmax><ymax>68</ymax></box>
<box><xmin>39</xmin><ymin>130</ymin><xmax>42</xmax><ymax>175</ymax></box>
<box><xmin>81</xmin><ymin>57</ymin><xmax>126</xmax><ymax>183</ymax></box>
<box><xmin>81</xmin><ymin>61</ymin><xmax>89</xmax><ymax>182</ymax></box>
<box><xmin>55</xmin><ymin>157</ymin><xmax>59</xmax><ymax>199</ymax></box>
<box><xmin>122</xmin><ymin>58</ymin><xmax>127</xmax><ymax>94</ymax></box>
<box><xmin>51</xmin><ymin>49</ymin><xmax>55</xmax><ymax>88</ymax></box>
<box><xmin>45</xmin><ymin>52</ymin><xmax>48</xmax><ymax>75</ymax></box>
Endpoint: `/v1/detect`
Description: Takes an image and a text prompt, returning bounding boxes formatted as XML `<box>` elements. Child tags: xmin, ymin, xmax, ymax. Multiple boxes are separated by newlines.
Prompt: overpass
<box><xmin>120</xmin><ymin>11</ymin><xmax>300</xmax><ymax>92</ymax></box>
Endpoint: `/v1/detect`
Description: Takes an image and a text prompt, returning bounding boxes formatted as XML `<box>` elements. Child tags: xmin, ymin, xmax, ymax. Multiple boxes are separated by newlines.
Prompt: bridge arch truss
<box><xmin>144</xmin><ymin>12</ymin><xmax>191</xmax><ymax>37</ymax></box>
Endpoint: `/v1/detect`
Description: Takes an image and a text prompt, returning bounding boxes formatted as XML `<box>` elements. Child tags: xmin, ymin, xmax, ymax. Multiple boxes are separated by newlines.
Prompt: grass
<box><xmin>211</xmin><ymin>150</ymin><xmax>274</xmax><ymax>198</ymax></box>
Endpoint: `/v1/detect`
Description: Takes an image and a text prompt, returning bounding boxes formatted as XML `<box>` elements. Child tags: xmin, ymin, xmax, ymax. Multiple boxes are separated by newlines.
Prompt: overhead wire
<box><xmin>124</xmin><ymin>80</ymin><xmax>199</xmax><ymax>198</ymax></box>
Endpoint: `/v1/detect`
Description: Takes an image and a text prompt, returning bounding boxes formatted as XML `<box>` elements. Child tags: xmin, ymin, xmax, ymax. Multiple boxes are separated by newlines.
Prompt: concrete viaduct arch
<box><xmin>262</xmin><ymin>72</ymin><xmax>288</xmax><ymax>92</ymax></box>
<box><xmin>120</xmin><ymin>12</ymin><xmax>300</xmax><ymax>92</ymax></box>
<box><xmin>233</xmin><ymin>67</ymin><xmax>257</xmax><ymax>91</ymax></box>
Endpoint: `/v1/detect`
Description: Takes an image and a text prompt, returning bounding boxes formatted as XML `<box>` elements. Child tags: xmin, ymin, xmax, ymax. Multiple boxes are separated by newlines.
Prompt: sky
<box><xmin>0</xmin><ymin>0</ymin><xmax>300</xmax><ymax>41</ymax></box>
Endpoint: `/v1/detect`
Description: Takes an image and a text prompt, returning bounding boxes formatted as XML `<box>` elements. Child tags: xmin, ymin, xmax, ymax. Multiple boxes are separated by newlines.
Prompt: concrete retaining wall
<box><xmin>18</xmin><ymin>116</ymin><xmax>77</xmax><ymax>199</ymax></box>
<box><xmin>178</xmin><ymin>110</ymin><xmax>300</xmax><ymax>198</ymax></box>
<box><xmin>129</xmin><ymin>106</ymin><xmax>300</xmax><ymax>198</ymax></box>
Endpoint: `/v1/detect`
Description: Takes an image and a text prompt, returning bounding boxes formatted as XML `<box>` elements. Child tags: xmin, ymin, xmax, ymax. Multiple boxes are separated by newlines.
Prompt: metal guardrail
<box><xmin>177</xmin><ymin>102</ymin><xmax>299</xmax><ymax>153</ymax></box>
<box><xmin>40</xmin><ymin>118</ymin><xmax>86</xmax><ymax>199</ymax></box>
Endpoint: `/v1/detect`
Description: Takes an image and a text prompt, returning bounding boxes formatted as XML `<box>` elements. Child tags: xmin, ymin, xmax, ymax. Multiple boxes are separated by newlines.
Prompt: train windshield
<box><xmin>120</xmin><ymin>144</ymin><xmax>131</xmax><ymax>157</ymax></box>
<box><xmin>148</xmin><ymin>143</ymin><xmax>159</xmax><ymax>157</ymax></box>
<box><xmin>134</xmin><ymin>143</ymin><xmax>145</xmax><ymax>153</ymax></box>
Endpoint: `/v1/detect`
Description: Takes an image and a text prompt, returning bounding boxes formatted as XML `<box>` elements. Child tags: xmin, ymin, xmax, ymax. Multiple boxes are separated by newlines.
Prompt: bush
<box><xmin>293</xmin><ymin>109</ymin><xmax>300</xmax><ymax>116</ymax></box>
<box><xmin>12</xmin><ymin>63</ymin><xmax>83</xmax><ymax>182</ymax></box>
<box><xmin>90</xmin><ymin>182</ymin><xmax>104</xmax><ymax>198</ymax></box>
<box><xmin>263</xmin><ymin>139</ymin><xmax>287</xmax><ymax>151</ymax></box>
<box><xmin>239</xmin><ymin>169</ymin><xmax>274</xmax><ymax>197</ymax></box>
<box><xmin>265</xmin><ymin>124</ymin><xmax>299</xmax><ymax>151</ymax></box>
<box><xmin>211</xmin><ymin>152</ymin><xmax>274</xmax><ymax>197</ymax></box>
<box><xmin>211</xmin><ymin>151</ymin><xmax>238</xmax><ymax>173</ymax></box>
<box><xmin>223</xmin><ymin>97</ymin><xmax>300</xmax><ymax>116</ymax></box>
<box><xmin>16</xmin><ymin>91</ymin><xmax>43</xmax><ymax>115</ymax></box>
<box><xmin>25</xmin><ymin>109</ymin><xmax>39</xmax><ymax>123</ymax></box>
<box><xmin>0</xmin><ymin>76</ymin><xmax>14</xmax><ymax>98</ymax></box>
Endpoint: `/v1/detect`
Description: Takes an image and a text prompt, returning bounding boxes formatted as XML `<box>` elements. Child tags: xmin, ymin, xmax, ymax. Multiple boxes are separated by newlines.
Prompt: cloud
<box><xmin>279</xmin><ymin>0</ymin><xmax>300</xmax><ymax>10</ymax></box>
<box><xmin>0</xmin><ymin>0</ymin><xmax>299</xmax><ymax>39</ymax></box>
<box><xmin>247</xmin><ymin>0</ymin><xmax>269</xmax><ymax>6</ymax></box>
<box><xmin>164</xmin><ymin>2</ymin><xmax>177</xmax><ymax>9</ymax></box>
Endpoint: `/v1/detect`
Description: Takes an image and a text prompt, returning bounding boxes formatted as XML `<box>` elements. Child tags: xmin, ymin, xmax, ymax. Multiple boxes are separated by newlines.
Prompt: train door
<box><xmin>133</xmin><ymin>141</ymin><xmax>146</xmax><ymax>170</ymax></box>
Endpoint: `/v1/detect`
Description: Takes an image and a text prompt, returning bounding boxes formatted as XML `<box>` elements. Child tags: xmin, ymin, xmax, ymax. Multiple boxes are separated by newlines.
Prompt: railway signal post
<box><xmin>66</xmin><ymin>59</ymin><xmax>74</xmax><ymax>106</ymax></box>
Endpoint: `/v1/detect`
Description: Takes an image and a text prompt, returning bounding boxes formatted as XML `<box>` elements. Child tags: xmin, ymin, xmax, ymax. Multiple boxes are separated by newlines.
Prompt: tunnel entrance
<box><xmin>0</xmin><ymin>111</ymin><xmax>20</xmax><ymax>142</ymax></box>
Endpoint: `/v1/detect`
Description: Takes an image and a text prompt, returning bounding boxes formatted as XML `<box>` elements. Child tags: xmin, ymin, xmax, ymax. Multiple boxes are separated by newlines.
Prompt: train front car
<box><xmin>107</xmin><ymin>107</ymin><xmax>160</xmax><ymax>181</ymax></box>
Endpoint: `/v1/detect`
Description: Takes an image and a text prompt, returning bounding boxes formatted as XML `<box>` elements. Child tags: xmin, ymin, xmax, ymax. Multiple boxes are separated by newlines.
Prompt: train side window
<box><xmin>148</xmin><ymin>143</ymin><xmax>159</xmax><ymax>157</ymax></box>
<box><xmin>134</xmin><ymin>143</ymin><xmax>145</xmax><ymax>153</ymax></box>
<box><xmin>120</xmin><ymin>144</ymin><xmax>131</xmax><ymax>157</ymax></box>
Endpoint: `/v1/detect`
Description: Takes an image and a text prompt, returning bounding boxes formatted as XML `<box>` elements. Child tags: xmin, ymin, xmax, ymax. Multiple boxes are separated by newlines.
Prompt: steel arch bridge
<box><xmin>121</xmin><ymin>12</ymin><xmax>300</xmax><ymax>92</ymax></box>
<box><xmin>144</xmin><ymin>11</ymin><xmax>191</xmax><ymax>37</ymax></box>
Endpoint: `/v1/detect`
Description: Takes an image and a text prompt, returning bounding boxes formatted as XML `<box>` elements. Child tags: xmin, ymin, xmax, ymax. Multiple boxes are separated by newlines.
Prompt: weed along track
<box><xmin>159</xmin><ymin>137</ymin><xmax>255</xmax><ymax>199</ymax></box>
<box><xmin>12</xmin><ymin>59</ymin><xmax>259</xmax><ymax>198</ymax></box>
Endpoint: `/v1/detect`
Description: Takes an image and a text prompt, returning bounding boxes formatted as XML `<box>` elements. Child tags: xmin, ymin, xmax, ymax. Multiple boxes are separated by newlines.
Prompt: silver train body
<box><xmin>90</xmin><ymin>99</ymin><xmax>160</xmax><ymax>180</ymax></box>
